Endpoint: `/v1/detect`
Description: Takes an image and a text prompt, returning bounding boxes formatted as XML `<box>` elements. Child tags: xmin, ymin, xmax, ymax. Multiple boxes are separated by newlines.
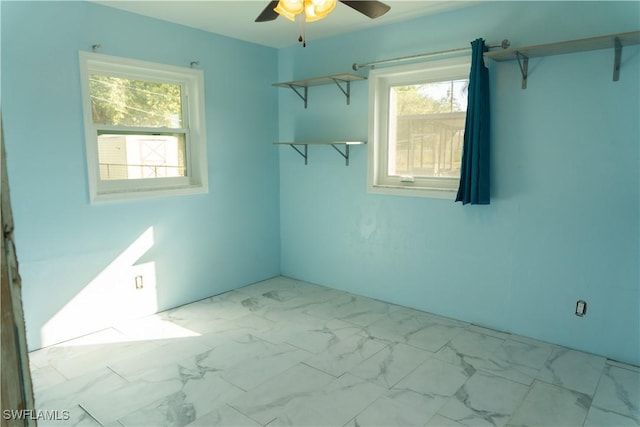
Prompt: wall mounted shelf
<box><xmin>484</xmin><ymin>31</ymin><xmax>640</xmax><ymax>89</ymax></box>
<box><xmin>274</xmin><ymin>141</ymin><xmax>366</xmax><ymax>166</ymax></box>
<box><xmin>273</xmin><ymin>73</ymin><xmax>366</xmax><ymax>108</ymax></box>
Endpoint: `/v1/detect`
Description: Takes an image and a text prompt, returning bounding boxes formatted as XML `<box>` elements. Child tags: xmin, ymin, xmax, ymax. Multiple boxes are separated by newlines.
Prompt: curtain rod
<box><xmin>352</xmin><ymin>39</ymin><xmax>511</xmax><ymax>71</ymax></box>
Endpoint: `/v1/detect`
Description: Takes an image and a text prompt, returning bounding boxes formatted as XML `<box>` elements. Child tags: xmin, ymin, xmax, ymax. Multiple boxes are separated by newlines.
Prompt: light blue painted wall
<box><xmin>278</xmin><ymin>1</ymin><xmax>640</xmax><ymax>365</ymax></box>
<box><xmin>2</xmin><ymin>1</ymin><xmax>280</xmax><ymax>349</ymax></box>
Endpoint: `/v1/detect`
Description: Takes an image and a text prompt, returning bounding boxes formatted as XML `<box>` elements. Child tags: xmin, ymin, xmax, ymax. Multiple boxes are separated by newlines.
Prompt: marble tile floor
<box><xmin>29</xmin><ymin>276</ymin><xmax>639</xmax><ymax>427</ymax></box>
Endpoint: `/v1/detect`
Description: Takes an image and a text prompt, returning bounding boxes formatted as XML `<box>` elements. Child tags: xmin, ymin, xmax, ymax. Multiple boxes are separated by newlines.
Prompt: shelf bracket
<box><xmin>613</xmin><ymin>37</ymin><xmax>622</xmax><ymax>81</ymax></box>
<box><xmin>287</xmin><ymin>144</ymin><xmax>308</xmax><ymax>165</ymax></box>
<box><xmin>515</xmin><ymin>51</ymin><xmax>529</xmax><ymax>89</ymax></box>
<box><xmin>330</xmin><ymin>144</ymin><xmax>351</xmax><ymax>166</ymax></box>
<box><xmin>286</xmin><ymin>84</ymin><xmax>308</xmax><ymax>109</ymax></box>
<box><xmin>331</xmin><ymin>78</ymin><xmax>352</xmax><ymax>105</ymax></box>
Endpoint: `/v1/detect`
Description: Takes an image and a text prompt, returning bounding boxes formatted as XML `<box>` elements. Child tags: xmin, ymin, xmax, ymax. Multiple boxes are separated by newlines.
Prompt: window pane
<box><xmin>90</xmin><ymin>75</ymin><xmax>182</xmax><ymax>128</ymax></box>
<box><xmin>388</xmin><ymin>80</ymin><xmax>467</xmax><ymax>178</ymax></box>
<box><xmin>97</xmin><ymin>133</ymin><xmax>187</xmax><ymax>180</ymax></box>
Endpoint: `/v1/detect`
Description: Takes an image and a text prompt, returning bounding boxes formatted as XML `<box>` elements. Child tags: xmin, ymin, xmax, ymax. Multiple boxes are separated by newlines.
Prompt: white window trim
<box><xmin>79</xmin><ymin>51</ymin><xmax>208</xmax><ymax>203</ymax></box>
<box><xmin>367</xmin><ymin>56</ymin><xmax>470</xmax><ymax>199</ymax></box>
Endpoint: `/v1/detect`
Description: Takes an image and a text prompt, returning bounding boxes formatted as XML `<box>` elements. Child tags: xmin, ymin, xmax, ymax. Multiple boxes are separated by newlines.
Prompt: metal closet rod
<box><xmin>352</xmin><ymin>39</ymin><xmax>511</xmax><ymax>71</ymax></box>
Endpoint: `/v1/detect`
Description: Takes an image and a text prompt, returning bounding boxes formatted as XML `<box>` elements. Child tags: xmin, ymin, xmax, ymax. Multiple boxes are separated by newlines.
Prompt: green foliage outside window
<box><xmin>89</xmin><ymin>75</ymin><xmax>183</xmax><ymax>128</ymax></box>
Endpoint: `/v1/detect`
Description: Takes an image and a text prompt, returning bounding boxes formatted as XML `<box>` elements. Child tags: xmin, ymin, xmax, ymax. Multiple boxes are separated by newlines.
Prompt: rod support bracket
<box><xmin>515</xmin><ymin>51</ymin><xmax>529</xmax><ymax>89</ymax></box>
<box><xmin>613</xmin><ymin>37</ymin><xmax>622</xmax><ymax>82</ymax></box>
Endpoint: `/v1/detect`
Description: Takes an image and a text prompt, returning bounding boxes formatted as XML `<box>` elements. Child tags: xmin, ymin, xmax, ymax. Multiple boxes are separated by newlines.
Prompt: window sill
<box><xmin>91</xmin><ymin>184</ymin><xmax>208</xmax><ymax>203</ymax></box>
<box><xmin>368</xmin><ymin>184</ymin><xmax>457</xmax><ymax>200</ymax></box>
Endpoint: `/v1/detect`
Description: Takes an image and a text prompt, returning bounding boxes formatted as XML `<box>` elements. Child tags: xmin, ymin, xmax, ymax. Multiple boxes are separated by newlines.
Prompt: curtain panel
<box><xmin>456</xmin><ymin>38</ymin><xmax>490</xmax><ymax>205</ymax></box>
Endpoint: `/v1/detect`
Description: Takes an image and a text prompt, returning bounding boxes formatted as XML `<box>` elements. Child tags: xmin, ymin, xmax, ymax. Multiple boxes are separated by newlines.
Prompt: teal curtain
<box><xmin>456</xmin><ymin>38</ymin><xmax>490</xmax><ymax>205</ymax></box>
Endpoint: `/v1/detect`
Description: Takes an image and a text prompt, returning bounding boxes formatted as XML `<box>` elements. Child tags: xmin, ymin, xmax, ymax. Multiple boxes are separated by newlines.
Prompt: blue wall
<box><xmin>278</xmin><ymin>1</ymin><xmax>640</xmax><ymax>365</ymax></box>
<box><xmin>2</xmin><ymin>1</ymin><xmax>281</xmax><ymax>349</ymax></box>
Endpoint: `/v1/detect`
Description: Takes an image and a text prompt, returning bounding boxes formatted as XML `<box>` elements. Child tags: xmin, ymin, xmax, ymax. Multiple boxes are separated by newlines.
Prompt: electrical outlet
<box><xmin>135</xmin><ymin>275</ymin><xmax>144</xmax><ymax>290</ymax></box>
<box><xmin>575</xmin><ymin>300</ymin><xmax>587</xmax><ymax>317</ymax></box>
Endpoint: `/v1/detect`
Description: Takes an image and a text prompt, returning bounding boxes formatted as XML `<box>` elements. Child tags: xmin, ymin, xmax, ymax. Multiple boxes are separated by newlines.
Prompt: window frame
<box><xmin>79</xmin><ymin>51</ymin><xmax>208</xmax><ymax>202</ymax></box>
<box><xmin>367</xmin><ymin>56</ymin><xmax>470</xmax><ymax>199</ymax></box>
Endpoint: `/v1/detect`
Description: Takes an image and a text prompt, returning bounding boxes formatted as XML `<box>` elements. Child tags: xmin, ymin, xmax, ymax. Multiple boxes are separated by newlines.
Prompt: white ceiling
<box><xmin>93</xmin><ymin>1</ymin><xmax>479</xmax><ymax>48</ymax></box>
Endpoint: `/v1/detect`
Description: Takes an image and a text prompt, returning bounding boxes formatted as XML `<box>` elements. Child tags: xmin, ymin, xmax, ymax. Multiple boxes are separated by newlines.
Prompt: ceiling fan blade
<box><xmin>339</xmin><ymin>1</ymin><xmax>390</xmax><ymax>19</ymax></box>
<box><xmin>255</xmin><ymin>1</ymin><xmax>280</xmax><ymax>22</ymax></box>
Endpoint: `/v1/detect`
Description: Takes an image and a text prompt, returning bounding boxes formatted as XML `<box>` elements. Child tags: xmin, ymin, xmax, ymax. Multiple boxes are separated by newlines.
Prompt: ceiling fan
<box><xmin>256</xmin><ymin>0</ymin><xmax>390</xmax><ymax>46</ymax></box>
<box><xmin>255</xmin><ymin>0</ymin><xmax>391</xmax><ymax>23</ymax></box>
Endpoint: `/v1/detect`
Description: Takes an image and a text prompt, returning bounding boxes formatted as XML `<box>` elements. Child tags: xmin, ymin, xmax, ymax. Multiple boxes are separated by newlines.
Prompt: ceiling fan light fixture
<box><xmin>274</xmin><ymin>0</ymin><xmax>303</xmax><ymax>21</ymax></box>
<box><xmin>304</xmin><ymin>0</ymin><xmax>337</xmax><ymax>22</ymax></box>
<box><xmin>274</xmin><ymin>0</ymin><xmax>336</xmax><ymax>22</ymax></box>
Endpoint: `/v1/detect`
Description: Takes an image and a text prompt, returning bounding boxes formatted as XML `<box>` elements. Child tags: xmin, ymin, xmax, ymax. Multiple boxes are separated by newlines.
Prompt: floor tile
<box><xmin>118</xmin><ymin>373</ymin><xmax>244</xmax><ymax>426</ymax></box>
<box><xmin>350</xmin><ymin>388</ymin><xmax>448</xmax><ymax>426</ymax></box>
<box><xmin>507</xmin><ymin>380</ymin><xmax>591</xmax><ymax>426</ymax></box>
<box><xmin>108</xmin><ymin>338</ymin><xmax>211</xmax><ymax>381</ymax></box>
<box><xmin>196</xmin><ymin>314</ymin><xmax>277</xmax><ymax>346</ymax></box>
<box><xmin>30</xmin><ymin>365</ymin><xmax>68</xmax><ymax>395</ymax></box>
<box><xmin>113</xmin><ymin>314</ymin><xmax>203</xmax><ymax>344</ymax></box>
<box><xmin>158</xmin><ymin>290</ymin><xmax>252</xmax><ymax>334</ymax></box>
<box><xmin>227</xmin><ymin>363</ymin><xmax>335</xmax><ymax>425</ymax></box>
<box><xmin>35</xmin><ymin>368</ymin><xmax>127</xmax><ymax>412</ymax></box>
<box><xmin>305</xmin><ymin>293</ymin><xmax>392</xmax><ymax>326</ymax></box>
<box><xmin>349</xmin><ymin>342</ymin><xmax>431</xmax><ymax>388</ymax></box>
<box><xmin>435</xmin><ymin>330</ymin><xmax>505</xmax><ymax>371</ymax></box>
<box><xmin>194</xmin><ymin>334</ymin><xmax>277</xmax><ymax>373</ymax></box>
<box><xmin>437</xmin><ymin>371</ymin><xmax>529</xmax><ymax>426</ymax></box>
<box><xmin>536</xmin><ymin>347</ymin><xmax>606</xmax><ymax>396</ymax></box>
<box><xmin>366</xmin><ymin>309</ymin><xmax>464</xmax><ymax>352</ymax></box>
<box><xmin>500</xmin><ymin>337</ymin><xmax>554</xmax><ymax>372</ymax></box>
<box><xmin>256</xmin><ymin>313</ymin><xmax>360</xmax><ymax>353</ymax></box>
<box><xmin>184</xmin><ymin>334</ymin><xmax>313</xmax><ymax>391</ymax></box>
<box><xmin>584</xmin><ymin>405</ymin><xmax>640</xmax><ymax>426</ymax></box>
<box><xmin>269</xmin><ymin>373</ymin><xmax>386</xmax><ymax>426</ymax></box>
<box><xmin>116</xmin><ymin>358</ymin><xmax>200</xmax><ymax>386</ymax></box>
<box><xmin>79</xmin><ymin>376</ymin><xmax>183</xmax><ymax>425</ymax></box>
<box><xmin>52</xmin><ymin>339</ymin><xmax>159</xmax><ymax>380</ymax></box>
<box><xmin>435</xmin><ymin>330</ymin><xmax>553</xmax><ymax>386</ymax></box>
<box><xmin>30</xmin><ymin>328</ymin><xmax>158</xmax><ymax>379</ymax></box>
<box><xmin>221</xmin><ymin>341</ymin><xmax>312</xmax><ymax>390</ymax></box>
<box><xmin>236</xmin><ymin>279</ymin><xmax>343</xmax><ymax>322</ymax></box>
<box><xmin>394</xmin><ymin>356</ymin><xmax>471</xmax><ymax>397</ymax></box>
<box><xmin>591</xmin><ymin>365</ymin><xmax>639</xmax><ymax>421</ymax></box>
<box><xmin>480</xmin><ymin>337</ymin><xmax>553</xmax><ymax>385</ymax></box>
<box><xmin>303</xmin><ymin>333</ymin><xmax>387</xmax><ymax>377</ymax></box>
<box><xmin>187</xmin><ymin>404</ymin><xmax>259</xmax><ymax>426</ymax></box>
<box><xmin>117</xmin><ymin>391</ymin><xmax>197</xmax><ymax>427</ymax></box>
<box><xmin>425</xmin><ymin>414</ymin><xmax>466</xmax><ymax>426</ymax></box>
<box><xmin>282</xmin><ymin>318</ymin><xmax>363</xmax><ymax>354</ymax></box>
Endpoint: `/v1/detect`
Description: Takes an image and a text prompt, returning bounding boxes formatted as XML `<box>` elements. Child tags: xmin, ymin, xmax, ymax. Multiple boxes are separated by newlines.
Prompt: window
<box><xmin>79</xmin><ymin>52</ymin><xmax>208</xmax><ymax>202</ymax></box>
<box><xmin>368</xmin><ymin>56</ymin><xmax>470</xmax><ymax>198</ymax></box>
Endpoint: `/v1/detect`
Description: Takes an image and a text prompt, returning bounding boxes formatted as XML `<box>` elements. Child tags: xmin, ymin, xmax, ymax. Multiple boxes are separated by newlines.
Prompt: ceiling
<box><xmin>93</xmin><ymin>1</ymin><xmax>479</xmax><ymax>48</ymax></box>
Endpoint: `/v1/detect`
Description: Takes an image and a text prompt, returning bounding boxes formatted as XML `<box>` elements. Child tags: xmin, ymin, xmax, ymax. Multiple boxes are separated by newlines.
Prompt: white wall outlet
<box><xmin>575</xmin><ymin>300</ymin><xmax>587</xmax><ymax>317</ymax></box>
<box><xmin>135</xmin><ymin>275</ymin><xmax>144</xmax><ymax>290</ymax></box>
